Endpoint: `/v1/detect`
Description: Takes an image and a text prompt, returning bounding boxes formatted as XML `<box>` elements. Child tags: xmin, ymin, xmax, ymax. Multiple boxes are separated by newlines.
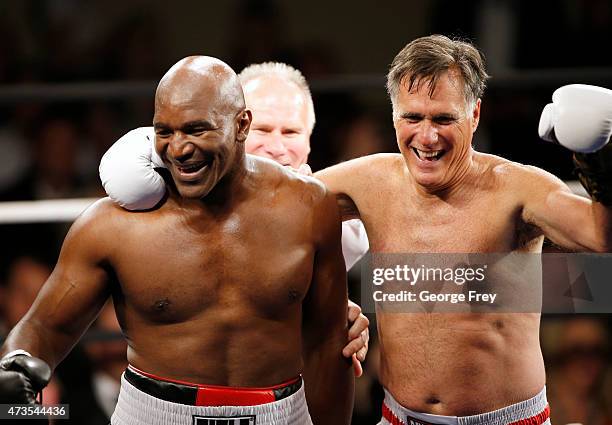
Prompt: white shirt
<box><xmin>341</xmin><ymin>219</ymin><xmax>369</xmax><ymax>271</ymax></box>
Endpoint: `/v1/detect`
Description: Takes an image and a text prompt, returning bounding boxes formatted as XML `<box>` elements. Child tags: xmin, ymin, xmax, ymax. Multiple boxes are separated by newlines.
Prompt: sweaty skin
<box><xmin>316</xmin><ymin>71</ymin><xmax>611</xmax><ymax>416</ymax></box>
<box><xmin>1</xmin><ymin>57</ymin><xmax>353</xmax><ymax>425</ymax></box>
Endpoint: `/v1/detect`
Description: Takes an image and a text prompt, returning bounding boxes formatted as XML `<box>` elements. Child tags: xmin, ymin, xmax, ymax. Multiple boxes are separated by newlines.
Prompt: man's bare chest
<box><xmin>360</xmin><ymin>194</ymin><xmax>522</xmax><ymax>253</ymax></box>
<box><xmin>111</xmin><ymin>212</ymin><xmax>315</xmax><ymax>322</ymax></box>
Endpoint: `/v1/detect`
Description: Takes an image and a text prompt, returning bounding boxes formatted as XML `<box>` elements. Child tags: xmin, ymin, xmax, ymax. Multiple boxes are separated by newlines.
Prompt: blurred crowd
<box><xmin>1</xmin><ymin>0</ymin><xmax>611</xmax><ymax>423</ymax></box>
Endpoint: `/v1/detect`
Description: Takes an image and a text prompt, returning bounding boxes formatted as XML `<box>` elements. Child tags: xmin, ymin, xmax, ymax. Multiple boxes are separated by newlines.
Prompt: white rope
<box><xmin>0</xmin><ymin>198</ymin><xmax>99</xmax><ymax>224</ymax></box>
<box><xmin>0</xmin><ymin>180</ymin><xmax>589</xmax><ymax>225</ymax></box>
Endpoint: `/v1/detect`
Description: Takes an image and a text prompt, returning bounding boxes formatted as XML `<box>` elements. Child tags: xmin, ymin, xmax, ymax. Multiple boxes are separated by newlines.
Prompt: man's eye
<box><xmin>404</xmin><ymin>116</ymin><xmax>421</xmax><ymax>123</ymax></box>
<box><xmin>183</xmin><ymin>126</ymin><xmax>207</xmax><ymax>135</ymax></box>
<box><xmin>156</xmin><ymin>129</ymin><xmax>172</xmax><ymax>137</ymax></box>
<box><xmin>435</xmin><ymin>117</ymin><xmax>455</xmax><ymax>125</ymax></box>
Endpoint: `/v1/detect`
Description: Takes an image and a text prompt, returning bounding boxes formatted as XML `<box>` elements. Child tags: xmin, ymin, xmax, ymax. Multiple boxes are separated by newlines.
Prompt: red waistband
<box><xmin>128</xmin><ymin>365</ymin><xmax>301</xmax><ymax>406</ymax></box>
<box><xmin>508</xmin><ymin>405</ymin><xmax>550</xmax><ymax>425</ymax></box>
<box><xmin>382</xmin><ymin>401</ymin><xmax>551</xmax><ymax>425</ymax></box>
<box><xmin>382</xmin><ymin>402</ymin><xmax>405</xmax><ymax>425</ymax></box>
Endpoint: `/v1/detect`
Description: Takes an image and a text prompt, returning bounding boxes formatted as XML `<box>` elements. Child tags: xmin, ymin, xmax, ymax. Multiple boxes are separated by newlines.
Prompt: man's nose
<box><xmin>168</xmin><ymin>132</ymin><xmax>195</xmax><ymax>162</ymax></box>
<box><xmin>263</xmin><ymin>134</ymin><xmax>288</xmax><ymax>157</ymax></box>
<box><xmin>416</xmin><ymin>121</ymin><xmax>439</xmax><ymax>146</ymax></box>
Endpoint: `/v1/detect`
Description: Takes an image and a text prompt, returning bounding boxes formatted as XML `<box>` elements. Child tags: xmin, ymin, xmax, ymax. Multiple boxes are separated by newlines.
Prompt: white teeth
<box><xmin>417</xmin><ymin>149</ymin><xmax>442</xmax><ymax>158</ymax></box>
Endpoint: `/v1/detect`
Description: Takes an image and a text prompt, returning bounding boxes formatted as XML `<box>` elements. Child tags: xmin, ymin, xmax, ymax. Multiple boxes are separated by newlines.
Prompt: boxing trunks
<box><xmin>380</xmin><ymin>387</ymin><xmax>550</xmax><ymax>425</ymax></box>
<box><xmin>111</xmin><ymin>365</ymin><xmax>312</xmax><ymax>425</ymax></box>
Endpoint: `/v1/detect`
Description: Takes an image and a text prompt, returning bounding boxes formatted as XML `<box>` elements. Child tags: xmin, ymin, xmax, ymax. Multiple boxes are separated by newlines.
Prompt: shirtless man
<box><xmin>92</xmin><ymin>37</ymin><xmax>612</xmax><ymax>423</ymax></box>
<box><xmin>98</xmin><ymin>61</ymin><xmax>370</xmax><ymax>372</ymax></box>
<box><xmin>316</xmin><ymin>35</ymin><xmax>612</xmax><ymax>424</ymax></box>
<box><xmin>0</xmin><ymin>56</ymin><xmax>354</xmax><ymax>425</ymax></box>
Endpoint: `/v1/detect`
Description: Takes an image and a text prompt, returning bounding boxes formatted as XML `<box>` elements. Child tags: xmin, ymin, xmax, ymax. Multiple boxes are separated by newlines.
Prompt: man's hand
<box><xmin>0</xmin><ymin>352</ymin><xmax>51</xmax><ymax>404</ymax></box>
<box><xmin>342</xmin><ymin>300</ymin><xmax>369</xmax><ymax>377</ymax></box>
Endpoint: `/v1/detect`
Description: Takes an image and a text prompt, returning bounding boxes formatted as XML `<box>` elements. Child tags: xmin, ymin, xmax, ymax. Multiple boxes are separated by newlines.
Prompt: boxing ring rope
<box><xmin>0</xmin><ymin>182</ymin><xmax>588</xmax><ymax>225</ymax></box>
<box><xmin>0</xmin><ymin>198</ymin><xmax>99</xmax><ymax>224</ymax></box>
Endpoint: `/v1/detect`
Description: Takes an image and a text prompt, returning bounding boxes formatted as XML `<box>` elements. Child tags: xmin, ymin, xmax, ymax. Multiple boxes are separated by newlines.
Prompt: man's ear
<box><xmin>236</xmin><ymin>109</ymin><xmax>252</xmax><ymax>143</ymax></box>
<box><xmin>471</xmin><ymin>98</ymin><xmax>481</xmax><ymax>133</ymax></box>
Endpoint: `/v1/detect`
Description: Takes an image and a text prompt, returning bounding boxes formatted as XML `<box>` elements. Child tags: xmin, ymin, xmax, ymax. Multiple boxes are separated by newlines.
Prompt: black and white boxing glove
<box><xmin>539</xmin><ymin>84</ymin><xmax>612</xmax><ymax>204</ymax></box>
<box><xmin>0</xmin><ymin>350</ymin><xmax>51</xmax><ymax>404</ymax></box>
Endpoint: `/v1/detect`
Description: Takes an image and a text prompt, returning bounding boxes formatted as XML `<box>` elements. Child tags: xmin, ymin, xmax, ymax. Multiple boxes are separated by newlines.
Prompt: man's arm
<box><xmin>530</xmin><ymin>83</ymin><xmax>612</xmax><ymax>251</ymax></box>
<box><xmin>1</xmin><ymin>199</ymin><xmax>115</xmax><ymax>368</ymax></box>
<box><xmin>315</xmin><ymin>159</ymin><xmax>363</xmax><ymax>221</ymax></box>
<box><xmin>520</xmin><ymin>165</ymin><xmax>612</xmax><ymax>252</ymax></box>
<box><xmin>302</xmin><ymin>187</ymin><xmax>354</xmax><ymax>425</ymax></box>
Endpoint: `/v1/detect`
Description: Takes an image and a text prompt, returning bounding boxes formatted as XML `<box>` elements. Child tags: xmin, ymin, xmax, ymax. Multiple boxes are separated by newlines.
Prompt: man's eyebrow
<box><xmin>182</xmin><ymin>120</ymin><xmax>216</xmax><ymax>130</ymax></box>
<box><xmin>400</xmin><ymin>112</ymin><xmax>424</xmax><ymax>119</ymax></box>
<box><xmin>153</xmin><ymin>122</ymin><xmax>170</xmax><ymax>130</ymax></box>
<box><xmin>432</xmin><ymin>113</ymin><xmax>458</xmax><ymax>120</ymax></box>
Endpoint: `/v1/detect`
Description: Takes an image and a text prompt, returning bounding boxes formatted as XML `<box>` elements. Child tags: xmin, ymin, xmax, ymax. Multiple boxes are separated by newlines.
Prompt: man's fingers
<box><xmin>347</xmin><ymin>300</ymin><xmax>362</xmax><ymax>323</ymax></box>
<box><xmin>348</xmin><ymin>314</ymin><xmax>369</xmax><ymax>340</ymax></box>
<box><xmin>342</xmin><ymin>335</ymin><xmax>366</xmax><ymax>358</ymax></box>
<box><xmin>357</xmin><ymin>345</ymin><xmax>368</xmax><ymax>363</ymax></box>
<box><xmin>356</xmin><ymin>327</ymin><xmax>369</xmax><ymax>362</ymax></box>
<box><xmin>352</xmin><ymin>355</ymin><xmax>363</xmax><ymax>378</ymax></box>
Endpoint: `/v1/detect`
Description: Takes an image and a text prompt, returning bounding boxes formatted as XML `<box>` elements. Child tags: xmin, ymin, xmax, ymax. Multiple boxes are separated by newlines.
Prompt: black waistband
<box><xmin>123</xmin><ymin>368</ymin><xmax>303</xmax><ymax>406</ymax></box>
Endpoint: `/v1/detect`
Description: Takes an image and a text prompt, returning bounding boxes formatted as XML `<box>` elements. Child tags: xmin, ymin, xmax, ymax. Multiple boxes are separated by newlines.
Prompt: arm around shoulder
<box><xmin>315</xmin><ymin>153</ymin><xmax>396</xmax><ymax>221</ymax></box>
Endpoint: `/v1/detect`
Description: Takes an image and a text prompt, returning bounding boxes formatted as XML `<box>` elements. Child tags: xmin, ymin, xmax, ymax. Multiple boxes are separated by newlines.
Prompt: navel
<box><xmin>426</xmin><ymin>396</ymin><xmax>441</xmax><ymax>405</ymax></box>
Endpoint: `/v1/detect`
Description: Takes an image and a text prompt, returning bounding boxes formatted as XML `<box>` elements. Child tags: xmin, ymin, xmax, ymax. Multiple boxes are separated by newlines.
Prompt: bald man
<box><xmin>0</xmin><ymin>57</ymin><xmax>354</xmax><ymax>425</ymax></box>
<box><xmin>99</xmin><ymin>61</ymin><xmax>370</xmax><ymax>371</ymax></box>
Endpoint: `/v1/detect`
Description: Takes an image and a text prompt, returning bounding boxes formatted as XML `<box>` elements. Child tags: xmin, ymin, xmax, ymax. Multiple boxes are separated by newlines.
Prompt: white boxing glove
<box><xmin>539</xmin><ymin>84</ymin><xmax>612</xmax><ymax>153</ymax></box>
<box><xmin>99</xmin><ymin>127</ymin><xmax>167</xmax><ymax>210</ymax></box>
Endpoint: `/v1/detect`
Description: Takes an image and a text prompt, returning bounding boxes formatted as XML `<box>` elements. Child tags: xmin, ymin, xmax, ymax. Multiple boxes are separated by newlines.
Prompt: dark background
<box><xmin>0</xmin><ymin>0</ymin><xmax>611</xmax><ymax>424</ymax></box>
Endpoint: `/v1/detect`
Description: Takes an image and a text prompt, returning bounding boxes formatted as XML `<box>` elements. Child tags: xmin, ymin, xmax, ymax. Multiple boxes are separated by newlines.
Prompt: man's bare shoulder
<box><xmin>249</xmin><ymin>155</ymin><xmax>328</xmax><ymax>206</ymax></box>
<box><xmin>69</xmin><ymin>197</ymin><xmax>134</xmax><ymax>238</ymax></box>
<box><xmin>316</xmin><ymin>153</ymin><xmax>403</xmax><ymax>181</ymax></box>
<box><xmin>476</xmin><ymin>152</ymin><xmax>568</xmax><ymax>191</ymax></box>
<box><xmin>76</xmin><ymin>197</ymin><xmax>120</xmax><ymax>222</ymax></box>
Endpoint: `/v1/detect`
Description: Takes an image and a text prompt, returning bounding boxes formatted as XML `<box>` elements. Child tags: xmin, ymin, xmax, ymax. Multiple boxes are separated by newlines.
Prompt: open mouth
<box><xmin>178</xmin><ymin>161</ymin><xmax>207</xmax><ymax>174</ymax></box>
<box><xmin>412</xmin><ymin>147</ymin><xmax>445</xmax><ymax>162</ymax></box>
<box><xmin>176</xmin><ymin>156</ymin><xmax>214</xmax><ymax>179</ymax></box>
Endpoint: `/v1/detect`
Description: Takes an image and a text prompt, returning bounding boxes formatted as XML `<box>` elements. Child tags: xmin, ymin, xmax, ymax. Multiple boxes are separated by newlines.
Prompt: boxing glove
<box><xmin>538</xmin><ymin>84</ymin><xmax>612</xmax><ymax>153</ymax></box>
<box><xmin>0</xmin><ymin>351</ymin><xmax>51</xmax><ymax>404</ymax></box>
<box><xmin>539</xmin><ymin>84</ymin><xmax>612</xmax><ymax>205</ymax></box>
<box><xmin>99</xmin><ymin>127</ymin><xmax>167</xmax><ymax>210</ymax></box>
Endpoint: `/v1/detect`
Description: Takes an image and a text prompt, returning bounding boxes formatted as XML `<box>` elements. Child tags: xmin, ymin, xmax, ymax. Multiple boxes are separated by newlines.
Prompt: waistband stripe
<box><xmin>508</xmin><ymin>404</ymin><xmax>550</xmax><ymax>425</ymax></box>
<box><xmin>383</xmin><ymin>402</ymin><xmax>407</xmax><ymax>425</ymax></box>
<box><xmin>382</xmin><ymin>401</ymin><xmax>550</xmax><ymax>425</ymax></box>
<box><xmin>124</xmin><ymin>366</ymin><xmax>302</xmax><ymax>407</ymax></box>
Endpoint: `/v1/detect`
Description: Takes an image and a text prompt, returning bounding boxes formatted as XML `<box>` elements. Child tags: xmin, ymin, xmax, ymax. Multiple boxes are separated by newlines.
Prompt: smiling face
<box><xmin>243</xmin><ymin>76</ymin><xmax>311</xmax><ymax>168</ymax></box>
<box><xmin>153</xmin><ymin>58</ymin><xmax>249</xmax><ymax>199</ymax></box>
<box><xmin>393</xmin><ymin>70</ymin><xmax>480</xmax><ymax>192</ymax></box>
